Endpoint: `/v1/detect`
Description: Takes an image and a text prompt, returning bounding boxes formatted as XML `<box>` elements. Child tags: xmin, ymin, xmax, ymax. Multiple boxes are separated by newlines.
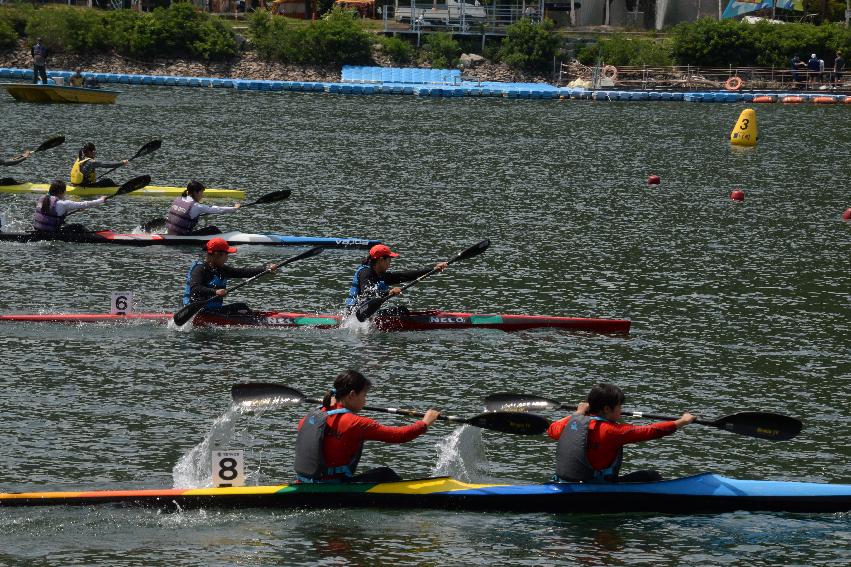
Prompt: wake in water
<box><xmin>431</xmin><ymin>425</ymin><xmax>493</xmax><ymax>483</ymax></box>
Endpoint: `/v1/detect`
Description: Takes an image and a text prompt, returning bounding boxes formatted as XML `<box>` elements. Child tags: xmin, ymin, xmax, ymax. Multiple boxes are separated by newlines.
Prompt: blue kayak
<box><xmin>1</xmin><ymin>473</ymin><xmax>849</xmax><ymax>514</ymax></box>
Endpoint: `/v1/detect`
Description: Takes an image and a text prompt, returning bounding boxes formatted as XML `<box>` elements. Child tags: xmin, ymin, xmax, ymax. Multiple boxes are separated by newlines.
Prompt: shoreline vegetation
<box><xmin>1</xmin><ymin>3</ymin><xmax>850</xmax><ymax>85</ymax></box>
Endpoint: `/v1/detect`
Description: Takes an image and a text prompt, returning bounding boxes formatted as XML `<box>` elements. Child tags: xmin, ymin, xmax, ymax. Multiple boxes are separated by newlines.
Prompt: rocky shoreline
<box><xmin>0</xmin><ymin>41</ymin><xmax>553</xmax><ymax>85</ymax></box>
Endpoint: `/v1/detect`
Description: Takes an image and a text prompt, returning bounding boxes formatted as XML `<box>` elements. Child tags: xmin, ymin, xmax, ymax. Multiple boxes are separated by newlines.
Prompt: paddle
<box><xmin>354</xmin><ymin>239</ymin><xmax>491</xmax><ymax>322</ymax></box>
<box><xmin>63</xmin><ymin>175</ymin><xmax>151</xmax><ymax>217</ymax></box>
<box><xmin>483</xmin><ymin>393</ymin><xmax>802</xmax><ymax>441</ymax></box>
<box><xmin>231</xmin><ymin>383</ymin><xmax>550</xmax><ymax>435</ymax></box>
<box><xmin>173</xmin><ymin>245</ymin><xmax>323</xmax><ymax>327</ymax></box>
<box><xmin>140</xmin><ymin>189</ymin><xmax>292</xmax><ymax>232</ymax></box>
<box><xmin>97</xmin><ymin>139</ymin><xmax>162</xmax><ymax>180</ymax></box>
<box><xmin>5</xmin><ymin>135</ymin><xmax>65</xmax><ymax>165</ymax></box>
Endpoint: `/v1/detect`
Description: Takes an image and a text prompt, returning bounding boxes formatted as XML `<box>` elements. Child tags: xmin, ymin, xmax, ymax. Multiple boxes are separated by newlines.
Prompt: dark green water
<box><xmin>1</xmin><ymin>86</ymin><xmax>849</xmax><ymax>566</ymax></box>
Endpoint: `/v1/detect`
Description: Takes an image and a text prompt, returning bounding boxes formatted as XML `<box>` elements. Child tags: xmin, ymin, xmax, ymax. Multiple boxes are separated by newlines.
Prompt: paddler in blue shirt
<box><xmin>32</xmin><ymin>179</ymin><xmax>106</xmax><ymax>233</ymax></box>
<box><xmin>345</xmin><ymin>244</ymin><xmax>448</xmax><ymax>311</ymax></box>
<box><xmin>166</xmin><ymin>181</ymin><xmax>241</xmax><ymax>236</ymax></box>
<box><xmin>183</xmin><ymin>237</ymin><xmax>276</xmax><ymax>316</ymax></box>
<box><xmin>70</xmin><ymin>142</ymin><xmax>128</xmax><ymax>187</ymax></box>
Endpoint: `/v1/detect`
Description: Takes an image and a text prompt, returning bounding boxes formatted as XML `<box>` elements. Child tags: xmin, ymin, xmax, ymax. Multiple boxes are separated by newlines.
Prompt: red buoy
<box><xmin>647</xmin><ymin>175</ymin><xmax>661</xmax><ymax>186</ymax></box>
<box><xmin>843</xmin><ymin>208</ymin><xmax>851</xmax><ymax>221</ymax></box>
<box><xmin>731</xmin><ymin>189</ymin><xmax>745</xmax><ymax>201</ymax></box>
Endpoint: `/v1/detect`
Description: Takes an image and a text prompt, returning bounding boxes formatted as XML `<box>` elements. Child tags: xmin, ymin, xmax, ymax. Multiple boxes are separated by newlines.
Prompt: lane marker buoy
<box><xmin>730</xmin><ymin>108</ymin><xmax>758</xmax><ymax>147</ymax></box>
<box><xmin>731</xmin><ymin>189</ymin><xmax>745</xmax><ymax>201</ymax></box>
<box><xmin>647</xmin><ymin>174</ymin><xmax>661</xmax><ymax>186</ymax></box>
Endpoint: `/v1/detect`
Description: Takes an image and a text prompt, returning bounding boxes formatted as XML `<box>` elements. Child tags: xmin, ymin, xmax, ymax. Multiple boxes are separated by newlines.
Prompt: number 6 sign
<box><xmin>110</xmin><ymin>292</ymin><xmax>134</xmax><ymax>315</ymax></box>
<box><xmin>212</xmin><ymin>450</ymin><xmax>245</xmax><ymax>487</ymax></box>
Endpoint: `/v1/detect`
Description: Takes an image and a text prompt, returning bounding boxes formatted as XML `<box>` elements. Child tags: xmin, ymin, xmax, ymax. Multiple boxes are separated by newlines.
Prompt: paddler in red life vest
<box><xmin>294</xmin><ymin>369</ymin><xmax>441</xmax><ymax>483</ymax></box>
<box><xmin>345</xmin><ymin>244</ymin><xmax>448</xmax><ymax>311</ymax></box>
<box><xmin>166</xmin><ymin>181</ymin><xmax>241</xmax><ymax>236</ymax></box>
<box><xmin>70</xmin><ymin>142</ymin><xmax>128</xmax><ymax>187</ymax></box>
<box><xmin>548</xmin><ymin>383</ymin><xmax>695</xmax><ymax>483</ymax></box>
<box><xmin>183</xmin><ymin>237</ymin><xmax>276</xmax><ymax>316</ymax></box>
<box><xmin>32</xmin><ymin>179</ymin><xmax>106</xmax><ymax>233</ymax></box>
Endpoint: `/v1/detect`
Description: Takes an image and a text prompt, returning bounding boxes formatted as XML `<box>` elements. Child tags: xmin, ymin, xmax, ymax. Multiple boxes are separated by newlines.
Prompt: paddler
<box><xmin>166</xmin><ymin>181</ymin><xmax>241</xmax><ymax>236</ymax></box>
<box><xmin>70</xmin><ymin>142</ymin><xmax>129</xmax><ymax>187</ymax></box>
<box><xmin>32</xmin><ymin>179</ymin><xmax>106</xmax><ymax>233</ymax></box>
<box><xmin>294</xmin><ymin>369</ymin><xmax>440</xmax><ymax>483</ymax></box>
<box><xmin>183</xmin><ymin>236</ymin><xmax>275</xmax><ymax>315</ymax></box>
<box><xmin>345</xmin><ymin>244</ymin><xmax>448</xmax><ymax>311</ymax></box>
<box><xmin>548</xmin><ymin>383</ymin><xmax>695</xmax><ymax>483</ymax></box>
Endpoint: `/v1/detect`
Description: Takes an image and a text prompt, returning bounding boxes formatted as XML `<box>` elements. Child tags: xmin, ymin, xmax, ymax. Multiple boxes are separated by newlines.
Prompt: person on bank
<box><xmin>70</xmin><ymin>143</ymin><xmax>129</xmax><ymax>187</ymax></box>
<box><xmin>548</xmin><ymin>383</ymin><xmax>695</xmax><ymax>483</ymax></box>
<box><xmin>183</xmin><ymin>237</ymin><xmax>274</xmax><ymax>315</ymax></box>
<box><xmin>32</xmin><ymin>179</ymin><xmax>106</xmax><ymax>233</ymax></box>
<box><xmin>835</xmin><ymin>51</ymin><xmax>846</xmax><ymax>86</ymax></box>
<box><xmin>345</xmin><ymin>244</ymin><xmax>449</xmax><ymax>310</ymax></box>
<box><xmin>294</xmin><ymin>369</ymin><xmax>441</xmax><ymax>483</ymax></box>
<box><xmin>31</xmin><ymin>37</ymin><xmax>48</xmax><ymax>85</ymax></box>
<box><xmin>166</xmin><ymin>181</ymin><xmax>241</xmax><ymax>236</ymax></box>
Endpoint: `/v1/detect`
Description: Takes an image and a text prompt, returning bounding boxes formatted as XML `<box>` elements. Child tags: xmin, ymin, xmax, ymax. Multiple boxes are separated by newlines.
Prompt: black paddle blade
<box><xmin>451</xmin><ymin>238</ymin><xmax>491</xmax><ymax>263</ymax></box>
<box><xmin>354</xmin><ymin>296</ymin><xmax>385</xmax><ymax>322</ymax></box>
<box><xmin>483</xmin><ymin>393</ymin><xmax>563</xmax><ymax>413</ymax></box>
<box><xmin>134</xmin><ymin>139</ymin><xmax>162</xmax><ymax>159</ymax></box>
<box><xmin>465</xmin><ymin>411</ymin><xmax>550</xmax><ymax>435</ymax></box>
<box><xmin>711</xmin><ymin>412</ymin><xmax>803</xmax><ymax>441</ymax></box>
<box><xmin>35</xmin><ymin>135</ymin><xmax>65</xmax><ymax>153</ymax></box>
<box><xmin>111</xmin><ymin>174</ymin><xmax>151</xmax><ymax>198</ymax></box>
<box><xmin>250</xmin><ymin>189</ymin><xmax>291</xmax><ymax>206</ymax></box>
<box><xmin>140</xmin><ymin>217</ymin><xmax>166</xmax><ymax>232</ymax></box>
<box><xmin>172</xmin><ymin>298</ymin><xmax>209</xmax><ymax>327</ymax></box>
<box><xmin>231</xmin><ymin>383</ymin><xmax>306</xmax><ymax>406</ymax></box>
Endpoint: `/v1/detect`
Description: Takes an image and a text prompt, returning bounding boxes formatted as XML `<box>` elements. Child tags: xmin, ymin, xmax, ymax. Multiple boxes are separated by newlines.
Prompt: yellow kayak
<box><xmin>0</xmin><ymin>181</ymin><xmax>245</xmax><ymax>199</ymax></box>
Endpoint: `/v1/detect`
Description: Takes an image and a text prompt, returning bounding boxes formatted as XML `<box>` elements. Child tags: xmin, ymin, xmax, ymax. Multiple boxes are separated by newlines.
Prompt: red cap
<box><xmin>369</xmin><ymin>244</ymin><xmax>399</xmax><ymax>259</ymax></box>
<box><xmin>206</xmin><ymin>237</ymin><xmax>237</xmax><ymax>254</ymax></box>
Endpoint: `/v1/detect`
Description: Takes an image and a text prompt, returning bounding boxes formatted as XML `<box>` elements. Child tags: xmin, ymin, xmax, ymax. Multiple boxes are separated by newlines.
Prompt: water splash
<box><xmin>338</xmin><ymin>310</ymin><xmax>371</xmax><ymax>333</ymax></box>
<box><xmin>431</xmin><ymin>425</ymin><xmax>491</xmax><ymax>482</ymax></box>
<box><xmin>172</xmin><ymin>406</ymin><xmax>240</xmax><ymax>488</ymax></box>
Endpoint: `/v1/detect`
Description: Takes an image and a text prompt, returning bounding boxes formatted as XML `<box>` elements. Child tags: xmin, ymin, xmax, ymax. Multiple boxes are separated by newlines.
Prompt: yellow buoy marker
<box><xmin>730</xmin><ymin>108</ymin><xmax>758</xmax><ymax>147</ymax></box>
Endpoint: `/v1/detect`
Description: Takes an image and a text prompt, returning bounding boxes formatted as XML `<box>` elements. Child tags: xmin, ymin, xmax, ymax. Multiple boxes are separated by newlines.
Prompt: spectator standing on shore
<box><xmin>835</xmin><ymin>51</ymin><xmax>846</xmax><ymax>86</ymax></box>
<box><xmin>790</xmin><ymin>55</ymin><xmax>806</xmax><ymax>86</ymax></box>
<box><xmin>807</xmin><ymin>53</ymin><xmax>820</xmax><ymax>86</ymax></box>
<box><xmin>31</xmin><ymin>37</ymin><xmax>48</xmax><ymax>85</ymax></box>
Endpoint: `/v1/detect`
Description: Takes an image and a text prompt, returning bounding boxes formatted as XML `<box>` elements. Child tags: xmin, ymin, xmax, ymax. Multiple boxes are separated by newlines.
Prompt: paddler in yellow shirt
<box><xmin>70</xmin><ymin>142</ymin><xmax>128</xmax><ymax>187</ymax></box>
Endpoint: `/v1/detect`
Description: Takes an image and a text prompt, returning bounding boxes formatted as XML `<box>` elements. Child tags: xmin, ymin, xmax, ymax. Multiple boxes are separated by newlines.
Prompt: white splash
<box><xmin>339</xmin><ymin>310</ymin><xmax>371</xmax><ymax>333</ymax></box>
<box><xmin>172</xmin><ymin>407</ymin><xmax>240</xmax><ymax>488</ymax></box>
<box><xmin>431</xmin><ymin>425</ymin><xmax>490</xmax><ymax>482</ymax></box>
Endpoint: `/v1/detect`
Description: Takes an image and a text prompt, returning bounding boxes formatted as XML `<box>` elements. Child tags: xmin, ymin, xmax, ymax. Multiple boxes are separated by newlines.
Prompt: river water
<box><xmin>0</xmin><ymin>86</ymin><xmax>849</xmax><ymax>565</ymax></box>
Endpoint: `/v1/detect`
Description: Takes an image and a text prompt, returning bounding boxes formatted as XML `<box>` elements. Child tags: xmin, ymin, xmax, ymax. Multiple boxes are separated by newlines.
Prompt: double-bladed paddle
<box><xmin>354</xmin><ymin>239</ymin><xmax>491</xmax><ymax>322</ymax></box>
<box><xmin>64</xmin><ymin>175</ymin><xmax>152</xmax><ymax>217</ymax></box>
<box><xmin>483</xmin><ymin>393</ymin><xmax>802</xmax><ymax>441</ymax></box>
<box><xmin>97</xmin><ymin>139</ymin><xmax>162</xmax><ymax>180</ymax></box>
<box><xmin>140</xmin><ymin>189</ymin><xmax>292</xmax><ymax>232</ymax></box>
<box><xmin>5</xmin><ymin>135</ymin><xmax>65</xmax><ymax>165</ymax></box>
<box><xmin>231</xmin><ymin>383</ymin><xmax>550</xmax><ymax>435</ymax></box>
<box><xmin>172</xmin><ymin>245</ymin><xmax>323</xmax><ymax>326</ymax></box>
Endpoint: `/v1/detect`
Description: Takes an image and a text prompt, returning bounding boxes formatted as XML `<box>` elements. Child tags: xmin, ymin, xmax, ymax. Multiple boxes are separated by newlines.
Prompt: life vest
<box><xmin>32</xmin><ymin>196</ymin><xmax>64</xmax><ymax>232</ymax></box>
<box><xmin>294</xmin><ymin>407</ymin><xmax>362</xmax><ymax>482</ymax></box>
<box><xmin>166</xmin><ymin>196</ymin><xmax>198</xmax><ymax>235</ymax></box>
<box><xmin>555</xmin><ymin>415</ymin><xmax>623</xmax><ymax>483</ymax></box>
<box><xmin>345</xmin><ymin>264</ymin><xmax>388</xmax><ymax>307</ymax></box>
<box><xmin>70</xmin><ymin>157</ymin><xmax>96</xmax><ymax>185</ymax></box>
<box><xmin>183</xmin><ymin>260</ymin><xmax>226</xmax><ymax>309</ymax></box>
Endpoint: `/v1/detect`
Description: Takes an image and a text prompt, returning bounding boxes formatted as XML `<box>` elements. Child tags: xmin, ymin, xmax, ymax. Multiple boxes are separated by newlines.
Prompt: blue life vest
<box><xmin>166</xmin><ymin>196</ymin><xmax>198</xmax><ymax>235</ymax></box>
<box><xmin>554</xmin><ymin>415</ymin><xmax>623</xmax><ymax>483</ymax></box>
<box><xmin>294</xmin><ymin>407</ymin><xmax>363</xmax><ymax>483</ymax></box>
<box><xmin>345</xmin><ymin>264</ymin><xmax>388</xmax><ymax>307</ymax></box>
<box><xmin>32</xmin><ymin>196</ymin><xmax>64</xmax><ymax>232</ymax></box>
<box><xmin>183</xmin><ymin>260</ymin><xmax>226</xmax><ymax>309</ymax></box>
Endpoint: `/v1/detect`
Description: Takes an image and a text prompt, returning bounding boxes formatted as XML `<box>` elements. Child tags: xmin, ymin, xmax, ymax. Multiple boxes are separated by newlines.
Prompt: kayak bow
<box><xmin>0</xmin><ymin>309</ymin><xmax>631</xmax><ymax>334</ymax></box>
<box><xmin>1</xmin><ymin>474</ymin><xmax>848</xmax><ymax>513</ymax></box>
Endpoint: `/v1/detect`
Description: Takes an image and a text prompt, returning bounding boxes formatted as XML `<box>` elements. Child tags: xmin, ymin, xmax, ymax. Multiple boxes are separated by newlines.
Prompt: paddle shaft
<box><xmin>141</xmin><ymin>189</ymin><xmax>290</xmax><ymax>232</ymax></box>
<box><xmin>8</xmin><ymin>136</ymin><xmax>65</xmax><ymax>163</ymax></box>
<box><xmin>97</xmin><ymin>140</ymin><xmax>161</xmax><ymax>180</ymax></box>
<box><xmin>64</xmin><ymin>175</ymin><xmax>151</xmax><ymax>217</ymax></box>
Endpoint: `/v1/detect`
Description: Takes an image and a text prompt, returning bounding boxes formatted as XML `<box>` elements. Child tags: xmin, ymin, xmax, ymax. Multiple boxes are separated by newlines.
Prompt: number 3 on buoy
<box><xmin>730</xmin><ymin>108</ymin><xmax>758</xmax><ymax>147</ymax></box>
<box><xmin>212</xmin><ymin>450</ymin><xmax>245</xmax><ymax>487</ymax></box>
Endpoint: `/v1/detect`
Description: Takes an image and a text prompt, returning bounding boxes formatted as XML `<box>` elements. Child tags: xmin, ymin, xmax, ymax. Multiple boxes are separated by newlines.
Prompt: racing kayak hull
<box><xmin>1</xmin><ymin>474</ymin><xmax>848</xmax><ymax>513</ymax></box>
<box><xmin>0</xmin><ymin>181</ymin><xmax>243</xmax><ymax>199</ymax></box>
<box><xmin>0</xmin><ymin>310</ymin><xmax>631</xmax><ymax>333</ymax></box>
<box><xmin>0</xmin><ymin>230</ymin><xmax>380</xmax><ymax>248</ymax></box>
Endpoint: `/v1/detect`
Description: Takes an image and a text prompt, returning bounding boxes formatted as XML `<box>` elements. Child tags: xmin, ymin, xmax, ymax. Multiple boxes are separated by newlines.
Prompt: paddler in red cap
<box><xmin>182</xmin><ymin>237</ymin><xmax>277</xmax><ymax>315</ymax></box>
<box><xmin>344</xmin><ymin>244</ymin><xmax>448</xmax><ymax>311</ymax></box>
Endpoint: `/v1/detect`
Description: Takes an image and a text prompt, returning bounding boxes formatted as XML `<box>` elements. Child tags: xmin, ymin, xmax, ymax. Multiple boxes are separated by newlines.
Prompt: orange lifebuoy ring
<box><xmin>724</xmin><ymin>76</ymin><xmax>743</xmax><ymax>91</ymax></box>
<box><xmin>602</xmin><ymin>65</ymin><xmax>618</xmax><ymax>81</ymax></box>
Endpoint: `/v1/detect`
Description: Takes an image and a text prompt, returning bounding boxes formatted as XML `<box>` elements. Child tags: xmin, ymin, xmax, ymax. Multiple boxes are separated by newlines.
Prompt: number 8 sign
<box><xmin>212</xmin><ymin>450</ymin><xmax>245</xmax><ymax>487</ymax></box>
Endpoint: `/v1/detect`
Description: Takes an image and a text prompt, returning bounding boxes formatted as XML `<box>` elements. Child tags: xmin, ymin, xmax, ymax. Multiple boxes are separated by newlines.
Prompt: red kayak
<box><xmin>0</xmin><ymin>309</ymin><xmax>631</xmax><ymax>334</ymax></box>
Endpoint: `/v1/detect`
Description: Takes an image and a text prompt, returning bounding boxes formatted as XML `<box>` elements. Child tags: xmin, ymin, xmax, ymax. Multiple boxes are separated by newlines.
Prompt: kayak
<box><xmin>1</xmin><ymin>474</ymin><xmax>848</xmax><ymax>513</ymax></box>
<box><xmin>0</xmin><ymin>309</ymin><xmax>632</xmax><ymax>333</ymax></box>
<box><xmin>3</xmin><ymin>83</ymin><xmax>121</xmax><ymax>104</ymax></box>
<box><xmin>0</xmin><ymin>180</ymin><xmax>244</xmax><ymax>199</ymax></box>
<box><xmin>0</xmin><ymin>230</ymin><xmax>381</xmax><ymax>248</ymax></box>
